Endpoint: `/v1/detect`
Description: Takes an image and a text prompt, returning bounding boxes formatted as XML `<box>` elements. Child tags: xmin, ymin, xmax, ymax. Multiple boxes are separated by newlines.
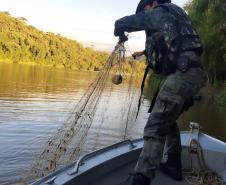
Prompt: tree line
<box><xmin>0</xmin><ymin>12</ymin><xmax>145</xmax><ymax>74</ymax></box>
<box><xmin>185</xmin><ymin>0</ymin><xmax>226</xmax><ymax>107</ymax></box>
<box><xmin>185</xmin><ymin>0</ymin><xmax>226</xmax><ymax>84</ymax></box>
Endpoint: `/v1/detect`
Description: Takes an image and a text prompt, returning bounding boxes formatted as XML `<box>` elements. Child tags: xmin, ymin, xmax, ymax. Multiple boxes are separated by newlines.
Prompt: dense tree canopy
<box><xmin>0</xmin><ymin>12</ymin><xmax>111</xmax><ymax>71</ymax></box>
<box><xmin>0</xmin><ymin>12</ymin><xmax>115</xmax><ymax>72</ymax></box>
<box><xmin>185</xmin><ymin>0</ymin><xmax>226</xmax><ymax>83</ymax></box>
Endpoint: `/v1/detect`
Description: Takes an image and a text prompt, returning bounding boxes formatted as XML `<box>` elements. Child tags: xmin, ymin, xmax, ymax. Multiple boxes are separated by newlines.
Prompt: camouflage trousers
<box><xmin>135</xmin><ymin>68</ymin><xmax>206</xmax><ymax>179</ymax></box>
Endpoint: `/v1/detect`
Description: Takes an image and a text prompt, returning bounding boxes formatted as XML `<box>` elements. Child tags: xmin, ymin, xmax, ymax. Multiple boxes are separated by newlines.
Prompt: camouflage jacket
<box><xmin>114</xmin><ymin>3</ymin><xmax>202</xmax><ymax>74</ymax></box>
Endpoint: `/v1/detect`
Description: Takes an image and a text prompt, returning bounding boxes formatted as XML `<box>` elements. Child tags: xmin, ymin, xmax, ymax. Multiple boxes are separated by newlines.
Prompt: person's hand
<box><xmin>118</xmin><ymin>34</ymin><xmax>128</xmax><ymax>44</ymax></box>
<box><xmin>132</xmin><ymin>51</ymin><xmax>145</xmax><ymax>59</ymax></box>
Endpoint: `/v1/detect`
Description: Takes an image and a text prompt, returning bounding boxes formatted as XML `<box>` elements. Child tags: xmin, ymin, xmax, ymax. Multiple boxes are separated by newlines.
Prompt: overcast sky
<box><xmin>0</xmin><ymin>0</ymin><xmax>189</xmax><ymax>51</ymax></box>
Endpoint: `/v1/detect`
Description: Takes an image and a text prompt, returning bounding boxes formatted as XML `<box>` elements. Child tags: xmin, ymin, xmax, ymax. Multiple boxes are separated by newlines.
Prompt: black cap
<box><xmin>136</xmin><ymin>0</ymin><xmax>153</xmax><ymax>14</ymax></box>
<box><xmin>135</xmin><ymin>0</ymin><xmax>171</xmax><ymax>14</ymax></box>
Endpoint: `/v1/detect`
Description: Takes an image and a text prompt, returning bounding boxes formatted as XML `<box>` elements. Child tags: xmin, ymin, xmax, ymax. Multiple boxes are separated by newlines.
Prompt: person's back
<box><xmin>158</xmin><ymin>3</ymin><xmax>202</xmax><ymax>56</ymax></box>
<box><xmin>131</xmin><ymin>3</ymin><xmax>203</xmax><ymax>75</ymax></box>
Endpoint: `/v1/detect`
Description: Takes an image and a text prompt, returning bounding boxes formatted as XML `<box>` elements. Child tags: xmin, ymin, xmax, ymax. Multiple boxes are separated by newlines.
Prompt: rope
<box><xmin>183</xmin><ymin>139</ymin><xmax>226</xmax><ymax>185</ymax></box>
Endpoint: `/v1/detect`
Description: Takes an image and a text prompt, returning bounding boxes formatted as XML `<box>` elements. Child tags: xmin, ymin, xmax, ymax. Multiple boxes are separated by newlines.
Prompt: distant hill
<box><xmin>0</xmin><ymin>11</ymin><xmax>109</xmax><ymax>71</ymax></box>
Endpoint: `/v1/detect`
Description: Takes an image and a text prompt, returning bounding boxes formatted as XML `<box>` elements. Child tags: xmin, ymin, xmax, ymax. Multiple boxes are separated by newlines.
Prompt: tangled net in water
<box><xmin>23</xmin><ymin>43</ymin><xmax>142</xmax><ymax>184</ymax></box>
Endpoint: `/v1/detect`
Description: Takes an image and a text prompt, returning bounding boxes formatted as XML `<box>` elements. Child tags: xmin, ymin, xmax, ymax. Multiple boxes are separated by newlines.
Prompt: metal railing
<box><xmin>69</xmin><ymin>139</ymin><xmax>139</xmax><ymax>175</ymax></box>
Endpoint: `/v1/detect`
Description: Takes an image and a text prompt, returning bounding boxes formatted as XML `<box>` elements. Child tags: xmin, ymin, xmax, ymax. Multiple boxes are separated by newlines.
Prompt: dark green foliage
<box><xmin>185</xmin><ymin>0</ymin><xmax>226</xmax><ymax>84</ymax></box>
<box><xmin>217</xmin><ymin>83</ymin><xmax>226</xmax><ymax>106</ymax></box>
<box><xmin>0</xmin><ymin>12</ymin><xmax>109</xmax><ymax>71</ymax></box>
<box><xmin>185</xmin><ymin>0</ymin><xmax>226</xmax><ymax>107</ymax></box>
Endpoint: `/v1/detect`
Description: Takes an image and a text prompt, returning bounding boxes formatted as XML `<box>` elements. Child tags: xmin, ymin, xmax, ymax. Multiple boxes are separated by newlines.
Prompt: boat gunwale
<box><xmin>31</xmin><ymin>139</ymin><xmax>143</xmax><ymax>185</ymax></box>
<box><xmin>31</xmin><ymin>133</ymin><xmax>226</xmax><ymax>185</ymax></box>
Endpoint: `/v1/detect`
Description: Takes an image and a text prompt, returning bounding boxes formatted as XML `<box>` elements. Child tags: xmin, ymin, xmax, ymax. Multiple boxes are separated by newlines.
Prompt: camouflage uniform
<box><xmin>114</xmin><ymin>3</ymin><xmax>206</xmax><ymax>180</ymax></box>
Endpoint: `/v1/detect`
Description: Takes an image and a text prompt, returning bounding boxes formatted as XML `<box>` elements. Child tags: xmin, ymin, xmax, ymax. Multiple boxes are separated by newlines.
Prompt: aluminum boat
<box><xmin>32</xmin><ymin>122</ymin><xmax>226</xmax><ymax>185</ymax></box>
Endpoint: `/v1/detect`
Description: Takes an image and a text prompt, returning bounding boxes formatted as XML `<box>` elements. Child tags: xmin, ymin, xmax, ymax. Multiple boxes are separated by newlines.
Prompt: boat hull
<box><xmin>31</xmin><ymin>131</ymin><xmax>226</xmax><ymax>185</ymax></box>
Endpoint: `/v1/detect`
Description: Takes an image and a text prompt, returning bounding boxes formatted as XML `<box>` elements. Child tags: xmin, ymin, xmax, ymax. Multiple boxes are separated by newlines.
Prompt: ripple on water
<box><xmin>0</xmin><ymin>63</ymin><xmax>225</xmax><ymax>184</ymax></box>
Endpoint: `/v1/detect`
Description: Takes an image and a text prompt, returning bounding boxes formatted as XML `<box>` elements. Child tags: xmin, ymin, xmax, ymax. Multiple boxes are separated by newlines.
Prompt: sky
<box><xmin>0</xmin><ymin>0</ymin><xmax>189</xmax><ymax>51</ymax></box>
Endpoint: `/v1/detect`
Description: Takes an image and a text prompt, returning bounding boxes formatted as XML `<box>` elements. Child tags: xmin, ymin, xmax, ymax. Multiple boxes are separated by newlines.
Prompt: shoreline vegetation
<box><xmin>186</xmin><ymin>0</ymin><xmax>226</xmax><ymax>107</ymax></box>
<box><xmin>0</xmin><ymin>12</ymin><xmax>145</xmax><ymax>75</ymax></box>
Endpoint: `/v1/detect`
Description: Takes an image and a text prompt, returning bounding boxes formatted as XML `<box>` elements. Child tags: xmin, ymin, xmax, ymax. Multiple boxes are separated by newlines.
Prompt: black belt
<box><xmin>177</xmin><ymin>52</ymin><xmax>203</xmax><ymax>72</ymax></box>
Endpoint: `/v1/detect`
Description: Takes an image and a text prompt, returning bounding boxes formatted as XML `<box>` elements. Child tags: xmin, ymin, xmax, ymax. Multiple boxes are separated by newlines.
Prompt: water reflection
<box><xmin>0</xmin><ymin>63</ymin><xmax>147</xmax><ymax>184</ymax></box>
<box><xmin>0</xmin><ymin>62</ymin><xmax>225</xmax><ymax>185</ymax></box>
<box><xmin>179</xmin><ymin>101</ymin><xmax>226</xmax><ymax>142</ymax></box>
<box><xmin>0</xmin><ymin>62</ymin><xmax>93</xmax><ymax>97</ymax></box>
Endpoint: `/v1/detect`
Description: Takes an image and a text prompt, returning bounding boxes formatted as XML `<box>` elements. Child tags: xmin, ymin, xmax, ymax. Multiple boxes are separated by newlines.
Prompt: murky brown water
<box><xmin>0</xmin><ymin>63</ymin><xmax>225</xmax><ymax>185</ymax></box>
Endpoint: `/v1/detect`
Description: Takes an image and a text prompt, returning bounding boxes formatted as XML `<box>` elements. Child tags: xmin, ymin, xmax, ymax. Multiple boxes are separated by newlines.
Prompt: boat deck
<box><xmin>153</xmin><ymin>171</ymin><xmax>187</xmax><ymax>185</ymax></box>
<box><xmin>91</xmin><ymin>160</ymin><xmax>188</xmax><ymax>185</ymax></box>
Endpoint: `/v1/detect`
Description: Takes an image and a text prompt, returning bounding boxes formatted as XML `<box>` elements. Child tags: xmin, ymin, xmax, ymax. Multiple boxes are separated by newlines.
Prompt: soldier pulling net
<box><xmin>23</xmin><ymin>43</ymin><xmax>142</xmax><ymax>184</ymax></box>
<box><xmin>23</xmin><ymin>40</ymin><xmax>225</xmax><ymax>185</ymax></box>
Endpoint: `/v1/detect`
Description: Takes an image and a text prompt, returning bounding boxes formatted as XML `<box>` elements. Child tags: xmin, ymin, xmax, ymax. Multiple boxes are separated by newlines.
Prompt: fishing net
<box><xmin>23</xmin><ymin>43</ymin><xmax>142</xmax><ymax>184</ymax></box>
<box><xmin>184</xmin><ymin>139</ymin><xmax>226</xmax><ymax>185</ymax></box>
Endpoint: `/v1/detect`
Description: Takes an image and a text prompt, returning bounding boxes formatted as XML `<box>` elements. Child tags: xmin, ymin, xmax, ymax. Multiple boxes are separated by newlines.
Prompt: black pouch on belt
<box><xmin>177</xmin><ymin>56</ymin><xmax>190</xmax><ymax>73</ymax></box>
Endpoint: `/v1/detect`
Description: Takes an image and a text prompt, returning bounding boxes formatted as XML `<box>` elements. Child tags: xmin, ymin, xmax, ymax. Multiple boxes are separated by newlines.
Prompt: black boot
<box><xmin>117</xmin><ymin>173</ymin><xmax>151</xmax><ymax>185</ymax></box>
<box><xmin>159</xmin><ymin>153</ymin><xmax>182</xmax><ymax>181</ymax></box>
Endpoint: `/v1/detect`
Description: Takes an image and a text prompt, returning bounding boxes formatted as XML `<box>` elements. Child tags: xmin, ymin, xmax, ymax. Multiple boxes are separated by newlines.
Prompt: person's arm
<box><xmin>114</xmin><ymin>12</ymin><xmax>151</xmax><ymax>37</ymax></box>
<box><xmin>114</xmin><ymin>7</ymin><xmax>165</xmax><ymax>43</ymax></box>
<box><xmin>132</xmin><ymin>50</ymin><xmax>146</xmax><ymax>59</ymax></box>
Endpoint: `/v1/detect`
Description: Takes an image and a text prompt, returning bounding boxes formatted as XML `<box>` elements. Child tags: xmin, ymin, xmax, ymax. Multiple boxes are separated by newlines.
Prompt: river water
<box><xmin>0</xmin><ymin>63</ymin><xmax>225</xmax><ymax>185</ymax></box>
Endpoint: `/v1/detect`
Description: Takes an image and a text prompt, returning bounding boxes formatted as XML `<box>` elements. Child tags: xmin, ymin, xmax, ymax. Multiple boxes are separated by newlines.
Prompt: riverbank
<box><xmin>217</xmin><ymin>84</ymin><xmax>226</xmax><ymax>107</ymax></box>
<box><xmin>192</xmin><ymin>83</ymin><xmax>226</xmax><ymax>108</ymax></box>
<box><xmin>0</xmin><ymin>58</ymin><xmax>69</xmax><ymax>69</ymax></box>
<box><xmin>0</xmin><ymin>57</ymin><xmax>146</xmax><ymax>78</ymax></box>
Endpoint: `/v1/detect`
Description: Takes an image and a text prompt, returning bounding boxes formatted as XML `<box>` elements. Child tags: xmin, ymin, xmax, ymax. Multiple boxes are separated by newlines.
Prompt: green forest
<box><xmin>0</xmin><ymin>11</ymin><xmax>145</xmax><ymax>73</ymax></box>
<box><xmin>185</xmin><ymin>0</ymin><xmax>226</xmax><ymax>106</ymax></box>
<box><xmin>0</xmin><ymin>12</ymin><xmax>111</xmax><ymax>71</ymax></box>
